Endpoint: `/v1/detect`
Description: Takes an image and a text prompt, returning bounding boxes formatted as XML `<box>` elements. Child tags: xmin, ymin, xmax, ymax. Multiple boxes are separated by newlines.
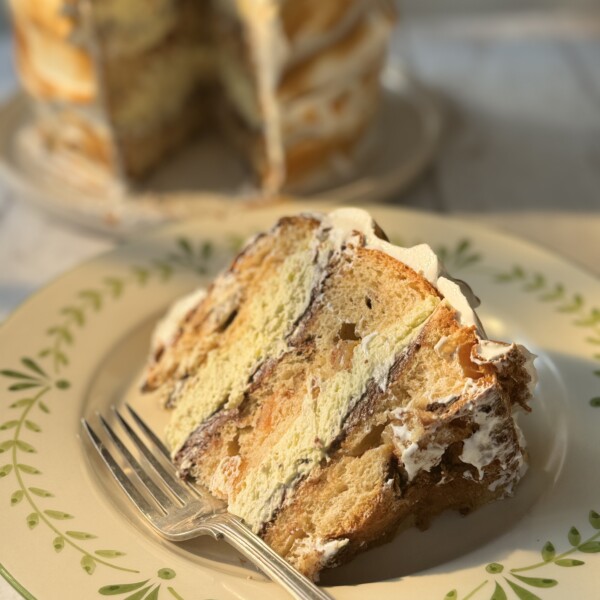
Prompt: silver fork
<box><xmin>81</xmin><ymin>405</ymin><xmax>332</xmax><ymax>600</ymax></box>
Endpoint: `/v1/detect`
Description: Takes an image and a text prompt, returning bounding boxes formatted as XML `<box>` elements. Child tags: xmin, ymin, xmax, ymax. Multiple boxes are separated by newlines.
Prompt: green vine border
<box><xmin>1</xmin><ymin>237</ymin><xmax>222</xmax><ymax>599</ymax></box>
<box><xmin>493</xmin><ymin>264</ymin><xmax>600</xmax><ymax>408</ymax></box>
<box><xmin>443</xmin><ymin>511</ymin><xmax>600</xmax><ymax>600</ymax></box>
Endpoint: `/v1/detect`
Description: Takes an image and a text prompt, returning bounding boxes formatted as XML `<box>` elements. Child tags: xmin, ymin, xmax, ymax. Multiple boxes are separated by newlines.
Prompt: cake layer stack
<box><xmin>142</xmin><ymin>209</ymin><xmax>536</xmax><ymax>580</ymax></box>
<box><xmin>8</xmin><ymin>0</ymin><xmax>395</xmax><ymax>193</ymax></box>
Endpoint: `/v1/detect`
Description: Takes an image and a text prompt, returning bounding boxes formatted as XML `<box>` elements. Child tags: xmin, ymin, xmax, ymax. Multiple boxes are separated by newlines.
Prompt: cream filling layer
<box><xmin>165</xmin><ymin>243</ymin><xmax>318</xmax><ymax>454</ymax></box>
<box><xmin>279</xmin><ymin>9</ymin><xmax>391</xmax><ymax>101</ymax></box>
<box><xmin>228</xmin><ymin>295</ymin><xmax>440</xmax><ymax>532</ymax></box>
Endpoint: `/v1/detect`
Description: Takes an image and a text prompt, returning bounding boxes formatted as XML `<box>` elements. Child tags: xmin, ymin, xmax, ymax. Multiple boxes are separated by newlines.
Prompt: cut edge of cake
<box><xmin>9</xmin><ymin>0</ymin><xmax>397</xmax><ymax>195</ymax></box>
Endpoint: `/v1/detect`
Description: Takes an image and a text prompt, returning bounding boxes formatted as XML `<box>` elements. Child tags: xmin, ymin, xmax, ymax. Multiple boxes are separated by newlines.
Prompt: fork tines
<box><xmin>81</xmin><ymin>404</ymin><xmax>196</xmax><ymax>519</ymax></box>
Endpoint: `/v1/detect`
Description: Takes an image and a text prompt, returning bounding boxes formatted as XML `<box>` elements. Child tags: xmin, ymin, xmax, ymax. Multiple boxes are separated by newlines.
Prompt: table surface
<box><xmin>0</xmin><ymin>9</ymin><xmax>599</xmax><ymax>600</ymax></box>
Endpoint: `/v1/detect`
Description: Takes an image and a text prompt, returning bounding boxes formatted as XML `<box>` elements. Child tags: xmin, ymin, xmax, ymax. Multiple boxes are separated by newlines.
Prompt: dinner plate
<box><xmin>0</xmin><ymin>68</ymin><xmax>441</xmax><ymax>237</ymax></box>
<box><xmin>0</xmin><ymin>204</ymin><xmax>599</xmax><ymax>600</ymax></box>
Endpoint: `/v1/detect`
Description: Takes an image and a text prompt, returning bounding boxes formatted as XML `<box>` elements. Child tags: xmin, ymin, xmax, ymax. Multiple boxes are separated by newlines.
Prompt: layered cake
<box><xmin>142</xmin><ymin>208</ymin><xmax>536</xmax><ymax>579</ymax></box>
<box><xmin>9</xmin><ymin>0</ymin><xmax>395</xmax><ymax>193</ymax></box>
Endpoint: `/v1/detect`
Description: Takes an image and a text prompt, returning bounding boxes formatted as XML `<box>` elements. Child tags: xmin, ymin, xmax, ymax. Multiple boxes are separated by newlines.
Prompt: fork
<box><xmin>81</xmin><ymin>405</ymin><xmax>332</xmax><ymax>600</ymax></box>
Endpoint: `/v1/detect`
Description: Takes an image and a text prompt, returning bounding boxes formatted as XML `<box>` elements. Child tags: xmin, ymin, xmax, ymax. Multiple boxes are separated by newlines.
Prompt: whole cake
<box><xmin>142</xmin><ymin>208</ymin><xmax>536</xmax><ymax>580</ymax></box>
<box><xmin>9</xmin><ymin>0</ymin><xmax>395</xmax><ymax>193</ymax></box>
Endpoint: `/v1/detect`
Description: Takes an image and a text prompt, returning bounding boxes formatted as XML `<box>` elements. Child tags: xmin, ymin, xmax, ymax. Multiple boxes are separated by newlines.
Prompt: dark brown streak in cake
<box><xmin>426</xmin><ymin>398</ymin><xmax>460</xmax><ymax>413</ymax></box>
<box><xmin>371</xmin><ymin>219</ymin><xmax>389</xmax><ymax>242</ymax></box>
<box><xmin>245</xmin><ymin>356</ymin><xmax>281</xmax><ymax>396</ymax></box>
<box><xmin>285</xmin><ymin>253</ymin><xmax>335</xmax><ymax>346</ymax></box>
<box><xmin>227</xmin><ymin>232</ymin><xmax>267</xmax><ymax>273</ymax></box>
<box><xmin>337</xmin><ymin>336</ymin><xmax>420</xmax><ymax>443</ymax></box>
<box><xmin>286</xmin><ymin>239</ymin><xmax>362</xmax><ymax>348</ymax></box>
<box><xmin>387</xmin><ymin>454</ymin><xmax>408</xmax><ymax>495</ymax></box>
<box><xmin>256</xmin><ymin>469</ymin><xmax>310</xmax><ymax>539</ymax></box>
<box><xmin>174</xmin><ymin>407</ymin><xmax>241</xmax><ymax>477</ymax></box>
<box><xmin>287</xmin><ymin>278</ymin><xmax>331</xmax><ymax>347</ymax></box>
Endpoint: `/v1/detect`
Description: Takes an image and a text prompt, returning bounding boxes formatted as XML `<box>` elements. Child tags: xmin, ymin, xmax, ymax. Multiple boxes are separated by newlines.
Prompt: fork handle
<box><xmin>208</xmin><ymin>514</ymin><xmax>333</xmax><ymax>600</ymax></box>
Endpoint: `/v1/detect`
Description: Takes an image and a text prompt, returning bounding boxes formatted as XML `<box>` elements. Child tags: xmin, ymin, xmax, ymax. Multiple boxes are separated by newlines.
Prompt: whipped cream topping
<box><xmin>473</xmin><ymin>340</ymin><xmax>515</xmax><ymax>362</ymax></box>
<box><xmin>391</xmin><ymin>382</ymin><xmax>528</xmax><ymax>492</ymax></box>
<box><xmin>287</xmin><ymin>535</ymin><xmax>349</xmax><ymax>575</ymax></box>
<box><xmin>319</xmin><ymin>208</ymin><xmax>482</xmax><ymax>329</ymax></box>
<box><xmin>459</xmin><ymin>390</ymin><xmax>514</xmax><ymax>478</ymax></box>
<box><xmin>473</xmin><ymin>340</ymin><xmax>538</xmax><ymax>395</ymax></box>
<box><xmin>459</xmin><ymin>388</ymin><xmax>529</xmax><ymax>496</ymax></box>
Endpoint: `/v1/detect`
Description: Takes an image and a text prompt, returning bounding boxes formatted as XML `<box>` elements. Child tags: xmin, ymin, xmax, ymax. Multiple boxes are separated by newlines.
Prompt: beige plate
<box><xmin>0</xmin><ymin>68</ymin><xmax>442</xmax><ymax>237</ymax></box>
<box><xmin>0</xmin><ymin>204</ymin><xmax>599</xmax><ymax>600</ymax></box>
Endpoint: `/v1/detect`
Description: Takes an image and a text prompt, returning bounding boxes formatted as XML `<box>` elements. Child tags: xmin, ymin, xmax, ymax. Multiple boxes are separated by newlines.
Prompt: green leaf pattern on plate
<box><xmin>0</xmin><ymin>238</ymin><xmax>220</xmax><ymax>596</ymax></box>
<box><xmin>436</xmin><ymin>238</ymin><xmax>483</xmax><ymax>271</ymax></box>
<box><xmin>443</xmin><ymin>510</ymin><xmax>600</xmax><ymax>598</ymax></box>
<box><xmin>494</xmin><ymin>262</ymin><xmax>600</xmax><ymax>406</ymax></box>
<box><xmin>99</xmin><ymin>569</ymin><xmax>188</xmax><ymax>600</ymax></box>
<box><xmin>490</xmin><ymin>582</ymin><xmax>507</xmax><ymax>600</ymax></box>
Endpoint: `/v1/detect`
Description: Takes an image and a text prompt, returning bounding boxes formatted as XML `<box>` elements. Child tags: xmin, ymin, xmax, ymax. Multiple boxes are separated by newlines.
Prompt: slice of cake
<box><xmin>142</xmin><ymin>208</ymin><xmax>536</xmax><ymax>580</ymax></box>
<box><xmin>8</xmin><ymin>0</ymin><xmax>395</xmax><ymax>193</ymax></box>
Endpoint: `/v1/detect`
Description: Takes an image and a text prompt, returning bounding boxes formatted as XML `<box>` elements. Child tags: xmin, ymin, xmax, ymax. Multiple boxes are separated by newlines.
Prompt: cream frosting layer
<box><xmin>234</xmin><ymin>0</ymin><xmax>287</xmax><ymax>191</ymax></box>
<box><xmin>221</xmin><ymin>54</ymin><xmax>381</xmax><ymax>151</ymax></box>
<box><xmin>218</xmin><ymin>0</ymin><xmax>392</xmax><ymax>186</ymax></box>
<box><xmin>281</xmin><ymin>0</ymin><xmax>372</xmax><ymax>67</ymax></box>
<box><xmin>220</xmin><ymin>7</ymin><xmax>391</xmax><ymax>127</ymax></box>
